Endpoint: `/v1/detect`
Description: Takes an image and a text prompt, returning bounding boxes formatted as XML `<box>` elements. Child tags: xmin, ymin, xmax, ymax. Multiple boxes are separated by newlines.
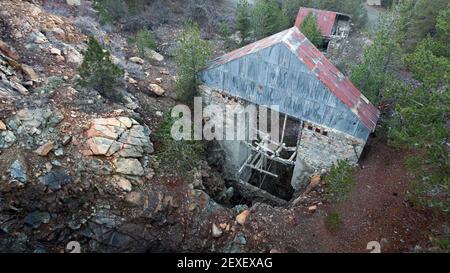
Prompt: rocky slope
<box><xmin>0</xmin><ymin>0</ymin><xmax>318</xmax><ymax>253</ymax></box>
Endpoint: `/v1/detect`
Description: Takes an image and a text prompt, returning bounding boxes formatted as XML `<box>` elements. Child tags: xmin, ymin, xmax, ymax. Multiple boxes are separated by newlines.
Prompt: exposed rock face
<box><xmin>3</xmin><ymin>108</ymin><xmax>64</xmax><ymax>150</ymax></box>
<box><xmin>114</xmin><ymin>158</ymin><xmax>145</xmax><ymax>176</ymax></box>
<box><xmin>83</xmin><ymin>117</ymin><xmax>153</xmax><ymax>177</ymax></box>
<box><xmin>1</xmin><ymin>51</ymin><xmax>30</xmax><ymax>100</ymax></box>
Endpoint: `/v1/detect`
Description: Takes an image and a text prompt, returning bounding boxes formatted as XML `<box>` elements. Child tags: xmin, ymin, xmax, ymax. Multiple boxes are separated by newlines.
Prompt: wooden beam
<box><xmin>232</xmin><ymin>180</ymin><xmax>288</xmax><ymax>207</ymax></box>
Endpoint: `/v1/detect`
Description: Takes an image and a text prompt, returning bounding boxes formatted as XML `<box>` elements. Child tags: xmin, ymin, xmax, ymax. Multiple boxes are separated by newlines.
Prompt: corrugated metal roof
<box><xmin>294</xmin><ymin>7</ymin><xmax>343</xmax><ymax>37</ymax></box>
<box><xmin>203</xmin><ymin>27</ymin><xmax>379</xmax><ymax>132</ymax></box>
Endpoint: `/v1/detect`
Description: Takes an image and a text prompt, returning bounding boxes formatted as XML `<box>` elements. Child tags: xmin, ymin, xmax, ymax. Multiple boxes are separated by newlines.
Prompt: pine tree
<box><xmin>252</xmin><ymin>0</ymin><xmax>288</xmax><ymax>40</ymax></box>
<box><xmin>236</xmin><ymin>0</ymin><xmax>252</xmax><ymax>44</ymax></box>
<box><xmin>175</xmin><ymin>22</ymin><xmax>212</xmax><ymax>104</ymax></box>
<box><xmin>282</xmin><ymin>0</ymin><xmax>312</xmax><ymax>25</ymax></box>
<box><xmin>136</xmin><ymin>28</ymin><xmax>156</xmax><ymax>59</ymax></box>
<box><xmin>79</xmin><ymin>37</ymin><xmax>124</xmax><ymax>101</ymax></box>
<box><xmin>300</xmin><ymin>13</ymin><xmax>323</xmax><ymax>47</ymax></box>
<box><xmin>218</xmin><ymin>22</ymin><xmax>233</xmax><ymax>50</ymax></box>
<box><xmin>404</xmin><ymin>0</ymin><xmax>449</xmax><ymax>50</ymax></box>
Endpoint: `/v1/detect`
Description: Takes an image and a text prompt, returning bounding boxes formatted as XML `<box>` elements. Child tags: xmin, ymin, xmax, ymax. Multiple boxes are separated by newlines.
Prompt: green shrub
<box><xmin>93</xmin><ymin>0</ymin><xmax>126</xmax><ymax>25</ymax></box>
<box><xmin>433</xmin><ymin>235</ymin><xmax>450</xmax><ymax>252</ymax></box>
<box><xmin>136</xmin><ymin>28</ymin><xmax>156</xmax><ymax>59</ymax></box>
<box><xmin>154</xmin><ymin>112</ymin><xmax>204</xmax><ymax>179</ymax></box>
<box><xmin>325</xmin><ymin>160</ymin><xmax>356</xmax><ymax>202</ymax></box>
<box><xmin>325</xmin><ymin>212</ymin><xmax>342</xmax><ymax>232</ymax></box>
<box><xmin>79</xmin><ymin>37</ymin><xmax>124</xmax><ymax>101</ymax></box>
<box><xmin>175</xmin><ymin>21</ymin><xmax>211</xmax><ymax>104</ymax></box>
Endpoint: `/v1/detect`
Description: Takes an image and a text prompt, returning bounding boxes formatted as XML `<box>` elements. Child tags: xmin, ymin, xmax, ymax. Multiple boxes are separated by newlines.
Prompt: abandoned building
<box><xmin>294</xmin><ymin>7</ymin><xmax>352</xmax><ymax>50</ymax></box>
<box><xmin>199</xmin><ymin>26</ymin><xmax>379</xmax><ymax>205</ymax></box>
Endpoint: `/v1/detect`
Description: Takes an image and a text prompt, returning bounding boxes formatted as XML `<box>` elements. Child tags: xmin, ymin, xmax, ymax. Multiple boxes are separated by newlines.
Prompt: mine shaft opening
<box><xmin>244</xmin><ymin>115</ymin><xmax>300</xmax><ymax>202</ymax></box>
<box><xmin>204</xmin><ymin>106</ymin><xmax>302</xmax><ymax>208</ymax></box>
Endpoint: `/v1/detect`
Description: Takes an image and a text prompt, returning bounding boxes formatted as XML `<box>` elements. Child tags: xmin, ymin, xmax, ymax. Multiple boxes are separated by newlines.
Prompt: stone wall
<box><xmin>291</xmin><ymin>121</ymin><xmax>365</xmax><ymax>190</ymax></box>
<box><xmin>200</xmin><ymin>85</ymin><xmax>252</xmax><ymax>182</ymax></box>
<box><xmin>200</xmin><ymin>86</ymin><xmax>367</xmax><ymax>191</ymax></box>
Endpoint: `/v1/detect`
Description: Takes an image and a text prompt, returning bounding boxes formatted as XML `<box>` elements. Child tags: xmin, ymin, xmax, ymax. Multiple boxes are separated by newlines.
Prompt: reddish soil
<box><xmin>310</xmin><ymin>138</ymin><xmax>446</xmax><ymax>252</ymax></box>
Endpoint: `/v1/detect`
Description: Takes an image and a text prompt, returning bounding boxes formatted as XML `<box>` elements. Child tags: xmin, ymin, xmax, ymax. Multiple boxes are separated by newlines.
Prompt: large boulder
<box><xmin>114</xmin><ymin>158</ymin><xmax>144</xmax><ymax>176</ymax></box>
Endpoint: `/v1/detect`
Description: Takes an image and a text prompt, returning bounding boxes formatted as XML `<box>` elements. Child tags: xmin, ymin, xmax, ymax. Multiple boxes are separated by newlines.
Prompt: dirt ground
<box><xmin>308</xmin><ymin>138</ymin><xmax>447</xmax><ymax>252</ymax></box>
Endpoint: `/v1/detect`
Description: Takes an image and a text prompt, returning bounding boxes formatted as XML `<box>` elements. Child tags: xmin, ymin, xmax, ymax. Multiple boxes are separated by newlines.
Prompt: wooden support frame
<box><xmin>238</xmin><ymin>114</ymin><xmax>298</xmax><ymax>180</ymax></box>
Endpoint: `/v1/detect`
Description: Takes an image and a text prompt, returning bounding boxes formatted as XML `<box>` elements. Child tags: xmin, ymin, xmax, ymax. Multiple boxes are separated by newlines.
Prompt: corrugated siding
<box><xmin>201</xmin><ymin>43</ymin><xmax>371</xmax><ymax>140</ymax></box>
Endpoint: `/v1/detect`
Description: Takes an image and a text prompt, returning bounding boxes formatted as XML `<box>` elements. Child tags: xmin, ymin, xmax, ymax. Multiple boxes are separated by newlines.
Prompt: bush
<box><xmin>433</xmin><ymin>235</ymin><xmax>450</xmax><ymax>252</ymax></box>
<box><xmin>93</xmin><ymin>0</ymin><xmax>126</xmax><ymax>25</ymax></box>
<box><xmin>175</xmin><ymin>21</ymin><xmax>211</xmax><ymax>104</ymax></box>
<box><xmin>300</xmin><ymin>13</ymin><xmax>323</xmax><ymax>47</ymax></box>
<box><xmin>136</xmin><ymin>28</ymin><xmax>156</xmax><ymax>59</ymax></box>
<box><xmin>154</xmin><ymin>112</ymin><xmax>204</xmax><ymax>179</ymax></box>
<box><xmin>325</xmin><ymin>160</ymin><xmax>356</xmax><ymax>202</ymax></box>
<box><xmin>79</xmin><ymin>37</ymin><xmax>124</xmax><ymax>101</ymax></box>
<box><xmin>325</xmin><ymin>212</ymin><xmax>342</xmax><ymax>232</ymax></box>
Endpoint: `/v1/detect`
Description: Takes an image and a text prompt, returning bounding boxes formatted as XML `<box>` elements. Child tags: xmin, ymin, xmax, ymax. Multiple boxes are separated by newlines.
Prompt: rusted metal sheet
<box><xmin>294</xmin><ymin>7</ymin><xmax>339</xmax><ymax>37</ymax></box>
<box><xmin>201</xmin><ymin>27</ymin><xmax>380</xmax><ymax>140</ymax></box>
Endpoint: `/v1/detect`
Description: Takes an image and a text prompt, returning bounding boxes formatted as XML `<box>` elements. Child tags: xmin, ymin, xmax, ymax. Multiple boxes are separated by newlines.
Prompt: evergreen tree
<box><xmin>236</xmin><ymin>0</ymin><xmax>252</xmax><ymax>44</ymax></box>
<box><xmin>79</xmin><ymin>37</ymin><xmax>124</xmax><ymax>101</ymax></box>
<box><xmin>404</xmin><ymin>0</ymin><xmax>449</xmax><ymax>50</ymax></box>
<box><xmin>136</xmin><ymin>28</ymin><xmax>156</xmax><ymax>59</ymax></box>
<box><xmin>175</xmin><ymin>22</ymin><xmax>212</xmax><ymax>104</ymax></box>
<box><xmin>252</xmin><ymin>0</ymin><xmax>288</xmax><ymax>40</ymax></box>
<box><xmin>350</xmin><ymin>6</ymin><xmax>404</xmax><ymax>104</ymax></box>
<box><xmin>282</xmin><ymin>0</ymin><xmax>312</xmax><ymax>25</ymax></box>
<box><xmin>218</xmin><ymin>22</ymin><xmax>233</xmax><ymax>50</ymax></box>
<box><xmin>300</xmin><ymin>13</ymin><xmax>323</xmax><ymax>47</ymax></box>
<box><xmin>352</xmin><ymin>0</ymin><xmax>450</xmax><ymax>214</ymax></box>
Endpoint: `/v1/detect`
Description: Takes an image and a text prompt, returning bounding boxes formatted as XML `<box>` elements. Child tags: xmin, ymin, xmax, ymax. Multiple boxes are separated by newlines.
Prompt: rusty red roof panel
<box><xmin>294</xmin><ymin>7</ymin><xmax>338</xmax><ymax>37</ymax></box>
<box><xmin>204</xmin><ymin>27</ymin><xmax>380</xmax><ymax>132</ymax></box>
